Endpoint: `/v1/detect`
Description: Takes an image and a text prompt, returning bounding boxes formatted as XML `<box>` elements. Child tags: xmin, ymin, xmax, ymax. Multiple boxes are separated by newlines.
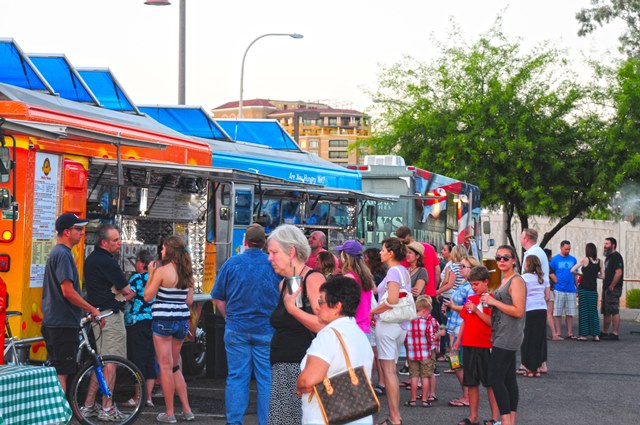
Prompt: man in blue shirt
<box><xmin>550</xmin><ymin>240</ymin><xmax>578</xmax><ymax>339</ymax></box>
<box><xmin>212</xmin><ymin>224</ymin><xmax>280</xmax><ymax>425</ymax></box>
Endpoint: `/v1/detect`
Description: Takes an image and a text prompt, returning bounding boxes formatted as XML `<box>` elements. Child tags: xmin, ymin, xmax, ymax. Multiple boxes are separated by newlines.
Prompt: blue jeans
<box><xmin>224</xmin><ymin>329</ymin><xmax>273</xmax><ymax>425</ymax></box>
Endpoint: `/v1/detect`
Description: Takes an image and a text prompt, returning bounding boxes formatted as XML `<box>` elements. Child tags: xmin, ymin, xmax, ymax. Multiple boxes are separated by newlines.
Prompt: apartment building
<box><xmin>211</xmin><ymin>99</ymin><xmax>371</xmax><ymax>165</ymax></box>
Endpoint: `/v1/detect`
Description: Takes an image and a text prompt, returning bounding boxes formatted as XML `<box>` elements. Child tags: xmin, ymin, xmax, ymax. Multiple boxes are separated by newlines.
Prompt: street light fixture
<box><xmin>238</xmin><ymin>33</ymin><xmax>303</xmax><ymax>119</ymax></box>
<box><xmin>144</xmin><ymin>0</ymin><xmax>186</xmax><ymax>105</ymax></box>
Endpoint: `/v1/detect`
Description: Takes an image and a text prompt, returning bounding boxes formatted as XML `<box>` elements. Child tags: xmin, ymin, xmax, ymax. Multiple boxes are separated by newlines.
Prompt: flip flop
<box><xmin>374</xmin><ymin>384</ymin><xmax>386</xmax><ymax>395</ymax></box>
<box><xmin>403</xmin><ymin>400</ymin><xmax>417</xmax><ymax>407</ymax></box>
<box><xmin>577</xmin><ymin>336</ymin><xmax>589</xmax><ymax>341</ymax></box>
<box><xmin>457</xmin><ymin>418</ymin><xmax>479</xmax><ymax>425</ymax></box>
<box><xmin>449</xmin><ymin>399</ymin><xmax>470</xmax><ymax>407</ymax></box>
<box><xmin>421</xmin><ymin>400</ymin><xmax>432</xmax><ymax>408</ymax></box>
<box><xmin>427</xmin><ymin>395</ymin><xmax>438</xmax><ymax>402</ymax></box>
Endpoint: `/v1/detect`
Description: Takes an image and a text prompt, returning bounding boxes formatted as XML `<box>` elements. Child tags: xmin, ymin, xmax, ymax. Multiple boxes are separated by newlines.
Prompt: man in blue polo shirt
<box><xmin>550</xmin><ymin>240</ymin><xmax>578</xmax><ymax>339</ymax></box>
<box><xmin>212</xmin><ymin>224</ymin><xmax>280</xmax><ymax>425</ymax></box>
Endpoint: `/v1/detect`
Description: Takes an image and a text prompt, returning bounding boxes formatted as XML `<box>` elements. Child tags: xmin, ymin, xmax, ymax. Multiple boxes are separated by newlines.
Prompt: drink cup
<box><xmin>285</xmin><ymin>276</ymin><xmax>304</xmax><ymax>307</ymax></box>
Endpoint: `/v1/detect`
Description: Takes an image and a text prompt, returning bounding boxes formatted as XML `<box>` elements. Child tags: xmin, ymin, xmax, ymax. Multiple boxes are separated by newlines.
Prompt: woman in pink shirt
<box><xmin>335</xmin><ymin>240</ymin><xmax>374</xmax><ymax>335</ymax></box>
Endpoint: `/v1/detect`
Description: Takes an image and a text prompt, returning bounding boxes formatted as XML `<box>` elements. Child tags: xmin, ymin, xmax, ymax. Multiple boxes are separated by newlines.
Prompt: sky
<box><xmin>0</xmin><ymin>0</ymin><xmax>625</xmax><ymax>114</ymax></box>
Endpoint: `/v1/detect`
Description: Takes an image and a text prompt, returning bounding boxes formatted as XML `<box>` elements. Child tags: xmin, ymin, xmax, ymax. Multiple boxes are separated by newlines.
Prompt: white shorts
<box><xmin>375</xmin><ymin>322</ymin><xmax>407</xmax><ymax>362</ymax></box>
<box><xmin>553</xmin><ymin>290</ymin><xmax>576</xmax><ymax>317</ymax></box>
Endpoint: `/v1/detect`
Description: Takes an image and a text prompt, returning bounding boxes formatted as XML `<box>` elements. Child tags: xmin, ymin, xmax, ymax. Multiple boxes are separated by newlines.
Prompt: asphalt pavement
<box><xmin>104</xmin><ymin>310</ymin><xmax>640</xmax><ymax>425</ymax></box>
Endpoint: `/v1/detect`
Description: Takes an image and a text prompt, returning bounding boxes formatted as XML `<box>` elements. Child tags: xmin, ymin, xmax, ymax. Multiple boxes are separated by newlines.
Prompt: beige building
<box><xmin>211</xmin><ymin>99</ymin><xmax>371</xmax><ymax>165</ymax></box>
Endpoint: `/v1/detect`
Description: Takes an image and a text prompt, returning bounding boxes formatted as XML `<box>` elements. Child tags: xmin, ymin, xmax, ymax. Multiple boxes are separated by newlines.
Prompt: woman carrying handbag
<box><xmin>297</xmin><ymin>276</ymin><xmax>378</xmax><ymax>425</ymax></box>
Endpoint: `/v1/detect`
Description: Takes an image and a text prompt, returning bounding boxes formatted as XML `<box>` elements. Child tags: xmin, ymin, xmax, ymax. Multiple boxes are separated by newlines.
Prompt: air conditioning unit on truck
<box><xmin>350</xmin><ymin>155</ymin><xmax>482</xmax><ymax>255</ymax></box>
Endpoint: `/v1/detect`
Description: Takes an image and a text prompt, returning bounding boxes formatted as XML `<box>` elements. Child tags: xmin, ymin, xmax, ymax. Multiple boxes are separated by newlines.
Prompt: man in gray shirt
<box><xmin>41</xmin><ymin>213</ymin><xmax>100</xmax><ymax>393</ymax></box>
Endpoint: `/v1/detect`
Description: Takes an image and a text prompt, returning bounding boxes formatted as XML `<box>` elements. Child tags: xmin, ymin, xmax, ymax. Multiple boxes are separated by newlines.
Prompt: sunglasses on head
<box><xmin>495</xmin><ymin>255</ymin><xmax>513</xmax><ymax>262</ymax></box>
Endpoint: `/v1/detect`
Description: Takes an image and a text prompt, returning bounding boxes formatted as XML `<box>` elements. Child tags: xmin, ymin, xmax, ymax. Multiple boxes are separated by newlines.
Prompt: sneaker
<box><xmin>156</xmin><ymin>413</ymin><xmax>177</xmax><ymax>423</ymax></box>
<box><xmin>79</xmin><ymin>403</ymin><xmax>100</xmax><ymax>418</ymax></box>
<box><xmin>146</xmin><ymin>400</ymin><xmax>155</xmax><ymax>407</ymax></box>
<box><xmin>398</xmin><ymin>366</ymin><xmax>410</xmax><ymax>375</ymax></box>
<box><xmin>182</xmin><ymin>411</ymin><xmax>195</xmax><ymax>421</ymax></box>
<box><xmin>433</xmin><ymin>367</ymin><xmax>441</xmax><ymax>377</ymax></box>
<box><xmin>98</xmin><ymin>406</ymin><xmax>126</xmax><ymax>422</ymax></box>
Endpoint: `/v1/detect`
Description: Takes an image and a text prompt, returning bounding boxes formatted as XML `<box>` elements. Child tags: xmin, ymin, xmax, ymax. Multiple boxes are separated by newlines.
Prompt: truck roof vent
<box><xmin>363</xmin><ymin>155</ymin><xmax>405</xmax><ymax>166</ymax></box>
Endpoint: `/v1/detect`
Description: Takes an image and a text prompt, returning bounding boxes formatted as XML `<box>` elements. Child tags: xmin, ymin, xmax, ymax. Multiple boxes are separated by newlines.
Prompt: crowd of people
<box><xmin>41</xmin><ymin>213</ymin><xmax>195</xmax><ymax>423</ymax></box>
<box><xmin>40</xmin><ymin>212</ymin><xmax>626</xmax><ymax>425</ymax></box>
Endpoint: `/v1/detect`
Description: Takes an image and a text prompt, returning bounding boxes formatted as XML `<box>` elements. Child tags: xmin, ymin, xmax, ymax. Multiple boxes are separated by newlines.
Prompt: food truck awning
<box><xmin>90</xmin><ymin>158</ymin><xmax>318</xmax><ymax>186</ymax></box>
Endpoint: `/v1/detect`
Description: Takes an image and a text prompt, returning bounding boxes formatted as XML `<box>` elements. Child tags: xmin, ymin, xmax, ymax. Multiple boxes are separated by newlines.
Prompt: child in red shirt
<box><xmin>453</xmin><ymin>266</ymin><xmax>500</xmax><ymax>425</ymax></box>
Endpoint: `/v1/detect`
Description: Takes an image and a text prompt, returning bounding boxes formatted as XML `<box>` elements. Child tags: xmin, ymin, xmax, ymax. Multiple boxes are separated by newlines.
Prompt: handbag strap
<box><xmin>308</xmin><ymin>326</ymin><xmax>360</xmax><ymax>402</ymax></box>
<box><xmin>329</xmin><ymin>328</ymin><xmax>359</xmax><ymax>385</ymax></box>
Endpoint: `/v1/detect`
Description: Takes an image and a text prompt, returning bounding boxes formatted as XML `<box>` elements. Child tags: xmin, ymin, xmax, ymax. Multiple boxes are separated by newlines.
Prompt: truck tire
<box><xmin>181</xmin><ymin>319</ymin><xmax>206</xmax><ymax>376</ymax></box>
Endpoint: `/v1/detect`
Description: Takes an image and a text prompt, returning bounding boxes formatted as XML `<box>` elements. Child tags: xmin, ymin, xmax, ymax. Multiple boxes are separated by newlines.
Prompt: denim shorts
<box><xmin>152</xmin><ymin>319</ymin><xmax>189</xmax><ymax>340</ymax></box>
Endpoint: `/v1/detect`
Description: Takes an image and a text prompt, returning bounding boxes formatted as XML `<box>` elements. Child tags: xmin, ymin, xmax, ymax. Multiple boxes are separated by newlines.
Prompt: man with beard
<box><xmin>601</xmin><ymin>237</ymin><xmax>624</xmax><ymax>340</ymax></box>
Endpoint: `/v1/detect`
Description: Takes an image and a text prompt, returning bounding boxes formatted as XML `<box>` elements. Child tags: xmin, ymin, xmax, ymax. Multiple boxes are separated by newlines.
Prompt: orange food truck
<box><xmin>0</xmin><ymin>39</ymin><xmax>287</xmax><ymax>374</ymax></box>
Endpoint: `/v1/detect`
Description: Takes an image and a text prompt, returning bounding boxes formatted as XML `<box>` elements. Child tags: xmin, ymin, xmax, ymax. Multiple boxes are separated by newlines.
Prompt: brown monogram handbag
<box><xmin>311</xmin><ymin>328</ymin><xmax>380</xmax><ymax>425</ymax></box>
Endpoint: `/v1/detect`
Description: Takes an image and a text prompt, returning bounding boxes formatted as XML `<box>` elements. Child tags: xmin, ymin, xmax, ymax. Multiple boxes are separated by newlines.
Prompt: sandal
<box><xmin>376</xmin><ymin>419</ymin><xmax>402</xmax><ymax>425</ymax></box>
<box><xmin>458</xmin><ymin>419</ymin><xmax>480</xmax><ymax>425</ymax></box>
<box><xmin>577</xmin><ymin>336</ymin><xmax>588</xmax><ymax>341</ymax></box>
<box><xmin>403</xmin><ymin>400</ymin><xmax>417</xmax><ymax>407</ymax></box>
<box><xmin>515</xmin><ymin>368</ymin><xmax>528</xmax><ymax>375</ymax></box>
<box><xmin>484</xmin><ymin>420</ymin><xmax>499</xmax><ymax>425</ymax></box>
<box><xmin>374</xmin><ymin>384</ymin><xmax>386</xmax><ymax>395</ymax></box>
<box><xmin>421</xmin><ymin>400</ymin><xmax>432</xmax><ymax>408</ymax></box>
<box><xmin>427</xmin><ymin>395</ymin><xmax>438</xmax><ymax>402</ymax></box>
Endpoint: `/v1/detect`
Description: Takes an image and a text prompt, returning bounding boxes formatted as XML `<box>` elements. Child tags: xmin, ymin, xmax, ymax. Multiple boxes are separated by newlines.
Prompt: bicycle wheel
<box><xmin>68</xmin><ymin>355</ymin><xmax>145</xmax><ymax>425</ymax></box>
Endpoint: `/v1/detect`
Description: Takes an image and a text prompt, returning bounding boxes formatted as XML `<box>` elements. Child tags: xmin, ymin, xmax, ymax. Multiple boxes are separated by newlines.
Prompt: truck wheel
<box><xmin>181</xmin><ymin>324</ymin><xmax>206</xmax><ymax>375</ymax></box>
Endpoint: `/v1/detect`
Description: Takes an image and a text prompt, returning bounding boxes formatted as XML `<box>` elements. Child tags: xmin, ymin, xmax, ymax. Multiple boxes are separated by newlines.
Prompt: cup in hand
<box><xmin>285</xmin><ymin>276</ymin><xmax>303</xmax><ymax>307</ymax></box>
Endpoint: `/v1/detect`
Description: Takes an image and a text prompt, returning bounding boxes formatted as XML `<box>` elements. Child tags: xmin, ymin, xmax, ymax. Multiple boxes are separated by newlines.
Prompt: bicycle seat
<box><xmin>6</xmin><ymin>311</ymin><xmax>22</xmax><ymax>319</ymax></box>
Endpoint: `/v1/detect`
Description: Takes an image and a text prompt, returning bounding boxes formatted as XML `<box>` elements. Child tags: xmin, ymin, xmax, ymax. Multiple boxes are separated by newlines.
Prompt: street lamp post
<box><xmin>145</xmin><ymin>0</ymin><xmax>186</xmax><ymax>105</ymax></box>
<box><xmin>238</xmin><ymin>33</ymin><xmax>303</xmax><ymax>119</ymax></box>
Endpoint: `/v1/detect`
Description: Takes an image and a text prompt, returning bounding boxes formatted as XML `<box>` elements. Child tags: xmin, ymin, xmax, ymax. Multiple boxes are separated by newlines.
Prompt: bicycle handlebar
<box><xmin>80</xmin><ymin>310</ymin><xmax>114</xmax><ymax>326</ymax></box>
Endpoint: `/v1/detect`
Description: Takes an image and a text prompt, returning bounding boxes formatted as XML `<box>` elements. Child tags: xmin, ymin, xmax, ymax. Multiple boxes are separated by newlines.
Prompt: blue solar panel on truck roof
<box><xmin>77</xmin><ymin>68</ymin><xmax>139</xmax><ymax>113</ymax></box>
<box><xmin>28</xmin><ymin>54</ymin><xmax>100</xmax><ymax>105</ymax></box>
<box><xmin>216</xmin><ymin>119</ymin><xmax>300</xmax><ymax>150</ymax></box>
<box><xmin>0</xmin><ymin>38</ymin><xmax>55</xmax><ymax>94</ymax></box>
<box><xmin>139</xmin><ymin>106</ymin><xmax>230</xmax><ymax>140</ymax></box>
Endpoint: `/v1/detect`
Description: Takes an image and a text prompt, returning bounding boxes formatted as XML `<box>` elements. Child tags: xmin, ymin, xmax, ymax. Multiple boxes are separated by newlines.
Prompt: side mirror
<box><xmin>0</xmin><ymin>147</ymin><xmax>10</xmax><ymax>183</ymax></box>
<box><xmin>0</xmin><ymin>188</ymin><xmax>11</xmax><ymax>210</ymax></box>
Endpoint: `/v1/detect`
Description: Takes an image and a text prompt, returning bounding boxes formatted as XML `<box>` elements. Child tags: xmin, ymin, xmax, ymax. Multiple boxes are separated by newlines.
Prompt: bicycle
<box><xmin>3</xmin><ymin>310</ymin><xmax>43</xmax><ymax>365</ymax></box>
<box><xmin>67</xmin><ymin>311</ymin><xmax>145</xmax><ymax>425</ymax></box>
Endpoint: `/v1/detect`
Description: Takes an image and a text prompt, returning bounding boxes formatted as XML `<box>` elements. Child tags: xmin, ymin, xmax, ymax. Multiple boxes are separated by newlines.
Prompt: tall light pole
<box><xmin>238</xmin><ymin>33</ymin><xmax>303</xmax><ymax>119</ymax></box>
<box><xmin>144</xmin><ymin>0</ymin><xmax>186</xmax><ymax>105</ymax></box>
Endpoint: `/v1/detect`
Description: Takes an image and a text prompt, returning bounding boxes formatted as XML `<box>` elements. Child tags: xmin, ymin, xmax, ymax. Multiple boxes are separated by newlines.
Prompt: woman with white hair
<box><xmin>267</xmin><ymin>224</ymin><xmax>326</xmax><ymax>425</ymax></box>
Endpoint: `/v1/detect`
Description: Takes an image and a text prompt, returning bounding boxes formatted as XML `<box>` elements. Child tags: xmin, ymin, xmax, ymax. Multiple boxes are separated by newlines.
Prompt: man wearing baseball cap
<box><xmin>42</xmin><ymin>213</ymin><xmax>101</xmax><ymax>393</ymax></box>
<box><xmin>212</xmin><ymin>224</ymin><xmax>280</xmax><ymax>425</ymax></box>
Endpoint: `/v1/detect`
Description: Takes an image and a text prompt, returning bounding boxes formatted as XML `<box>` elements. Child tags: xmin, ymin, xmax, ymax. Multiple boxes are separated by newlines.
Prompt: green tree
<box><xmin>366</xmin><ymin>21</ymin><xmax>617</xmax><ymax>249</ymax></box>
<box><xmin>576</xmin><ymin>0</ymin><xmax>640</xmax><ymax>57</ymax></box>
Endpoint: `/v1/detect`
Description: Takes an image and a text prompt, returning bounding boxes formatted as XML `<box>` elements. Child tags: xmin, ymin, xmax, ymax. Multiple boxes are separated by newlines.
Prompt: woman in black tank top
<box><xmin>571</xmin><ymin>243</ymin><xmax>603</xmax><ymax>341</ymax></box>
<box><xmin>266</xmin><ymin>225</ymin><xmax>326</xmax><ymax>425</ymax></box>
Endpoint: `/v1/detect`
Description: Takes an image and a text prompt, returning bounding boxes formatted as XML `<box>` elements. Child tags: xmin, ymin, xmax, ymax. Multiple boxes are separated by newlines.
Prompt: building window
<box><xmin>328</xmin><ymin>117</ymin><xmax>337</xmax><ymax>126</ymax></box>
<box><xmin>309</xmin><ymin>140</ymin><xmax>319</xmax><ymax>148</ymax></box>
<box><xmin>329</xmin><ymin>151</ymin><xmax>349</xmax><ymax>159</ymax></box>
<box><xmin>329</xmin><ymin>139</ymin><xmax>348</xmax><ymax>148</ymax></box>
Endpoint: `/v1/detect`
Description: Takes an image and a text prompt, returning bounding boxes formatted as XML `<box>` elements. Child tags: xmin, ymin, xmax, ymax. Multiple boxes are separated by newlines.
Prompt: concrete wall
<box><xmin>481</xmin><ymin>211</ymin><xmax>639</xmax><ymax>306</ymax></box>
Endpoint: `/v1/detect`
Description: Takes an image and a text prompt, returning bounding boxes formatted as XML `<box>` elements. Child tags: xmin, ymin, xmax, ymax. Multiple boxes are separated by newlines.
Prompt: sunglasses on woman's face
<box><xmin>495</xmin><ymin>255</ymin><xmax>513</xmax><ymax>262</ymax></box>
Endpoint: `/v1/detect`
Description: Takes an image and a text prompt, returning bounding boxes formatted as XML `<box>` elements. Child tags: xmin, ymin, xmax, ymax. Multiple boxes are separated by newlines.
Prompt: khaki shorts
<box><xmin>408</xmin><ymin>357</ymin><xmax>436</xmax><ymax>378</ymax></box>
<box><xmin>92</xmin><ymin>311</ymin><xmax>127</xmax><ymax>358</ymax></box>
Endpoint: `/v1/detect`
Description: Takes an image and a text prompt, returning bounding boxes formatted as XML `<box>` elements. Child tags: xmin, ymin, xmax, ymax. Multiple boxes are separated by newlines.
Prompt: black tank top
<box><xmin>269</xmin><ymin>269</ymin><xmax>321</xmax><ymax>364</ymax></box>
<box><xmin>580</xmin><ymin>259</ymin><xmax>600</xmax><ymax>292</ymax></box>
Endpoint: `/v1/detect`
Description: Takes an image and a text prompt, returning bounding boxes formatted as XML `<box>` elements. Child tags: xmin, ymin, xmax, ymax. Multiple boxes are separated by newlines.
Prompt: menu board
<box><xmin>30</xmin><ymin>153</ymin><xmax>60</xmax><ymax>288</ymax></box>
